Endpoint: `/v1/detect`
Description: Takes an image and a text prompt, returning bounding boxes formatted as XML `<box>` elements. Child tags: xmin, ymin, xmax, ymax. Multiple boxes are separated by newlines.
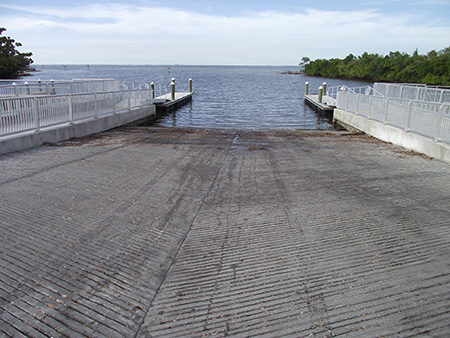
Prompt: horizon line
<box><xmin>32</xmin><ymin>64</ymin><xmax>300</xmax><ymax>67</ymax></box>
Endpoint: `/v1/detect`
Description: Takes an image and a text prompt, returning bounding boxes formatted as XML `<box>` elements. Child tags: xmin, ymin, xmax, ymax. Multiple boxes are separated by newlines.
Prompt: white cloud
<box><xmin>1</xmin><ymin>3</ymin><xmax>449</xmax><ymax>65</ymax></box>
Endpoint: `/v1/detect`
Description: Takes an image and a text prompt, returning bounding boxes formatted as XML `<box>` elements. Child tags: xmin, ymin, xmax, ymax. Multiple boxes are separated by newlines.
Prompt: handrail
<box><xmin>327</xmin><ymin>85</ymin><xmax>384</xmax><ymax>98</ymax></box>
<box><xmin>0</xmin><ymin>79</ymin><xmax>120</xmax><ymax>97</ymax></box>
<box><xmin>0</xmin><ymin>86</ymin><xmax>156</xmax><ymax>137</ymax></box>
<box><xmin>336</xmin><ymin>90</ymin><xmax>450</xmax><ymax>144</ymax></box>
<box><xmin>325</xmin><ymin>85</ymin><xmax>384</xmax><ymax>106</ymax></box>
<box><xmin>374</xmin><ymin>82</ymin><xmax>450</xmax><ymax>103</ymax></box>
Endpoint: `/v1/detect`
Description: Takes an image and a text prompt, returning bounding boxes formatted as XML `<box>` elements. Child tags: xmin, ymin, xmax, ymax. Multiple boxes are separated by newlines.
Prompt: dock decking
<box><xmin>154</xmin><ymin>92</ymin><xmax>193</xmax><ymax>113</ymax></box>
<box><xmin>1</xmin><ymin>128</ymin><xmax>449</xmax><ymax>337</ymax></box>
<box><xmin>304</xmin><ymin>94</ymin><xmax>335</xmax><ymax>112</ymax></box>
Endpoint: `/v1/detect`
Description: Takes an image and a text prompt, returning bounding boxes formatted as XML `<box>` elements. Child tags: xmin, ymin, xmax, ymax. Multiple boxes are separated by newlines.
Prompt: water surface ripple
<box><xmin>29</xmin><ymin>65</ymin><xmax>369</xmax><ymax>130</ymax></box>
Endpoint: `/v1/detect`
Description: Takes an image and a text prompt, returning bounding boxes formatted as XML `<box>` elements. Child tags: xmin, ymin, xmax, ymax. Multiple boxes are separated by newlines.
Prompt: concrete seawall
<box><xmin>334</xmin><ymin>108</ymin><xmax>450</xmax><ymax>164</ymax></box>
<box><xmin>0</xmin><ymin>105</ymin><xmax>156</xmax><ymax>155</ymax></box>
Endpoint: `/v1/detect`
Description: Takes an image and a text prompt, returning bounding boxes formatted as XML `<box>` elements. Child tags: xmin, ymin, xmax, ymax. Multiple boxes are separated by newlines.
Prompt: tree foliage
<box><xmin>302</xmin><ymin>47</ymin><xmax>450</xmax><ymax>86</ymax></box>
<box><xmin>0</xmin><ymin>28</ymin><xmax>33</xmax><ymax>79</ymax></box>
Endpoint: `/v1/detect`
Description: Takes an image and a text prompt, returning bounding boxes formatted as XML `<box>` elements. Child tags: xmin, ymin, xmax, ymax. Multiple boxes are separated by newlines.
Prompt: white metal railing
<box><xmin>374</xmin><ymin>83</ymin><xmax>450</xmax><ymax>104</ymax></box>
<box><xmin>337</xmin><ymin>91</ymin><xmax>450</xmax><ymax>144</ymax></box>
<box><xmin>326</xmin><ymin>85</ymin><xmax>383</xmax><ymax>106</ymax></box>
<box><xmin>0</xmin><ymin>79</ymin><xmax>120</xmax><ymax>97</ymax></box>
<box><xmin>0</xmin><ymin>86</ymin><xmax>154</xmax><ymax>136</ymax></box>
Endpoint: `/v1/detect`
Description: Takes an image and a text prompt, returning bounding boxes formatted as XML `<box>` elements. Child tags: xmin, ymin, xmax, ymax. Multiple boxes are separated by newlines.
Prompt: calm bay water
<box><xmin>28</xmin><ymin>65</ymin><xmax>369</xmax><ymax>129</ymax></box>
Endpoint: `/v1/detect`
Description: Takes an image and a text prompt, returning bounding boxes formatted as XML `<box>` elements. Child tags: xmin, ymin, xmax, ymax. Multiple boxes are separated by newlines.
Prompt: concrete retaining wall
<box><xmin>334</xmin><ymin>108</ymin><xmax>450</xmax><ymax>164</ymax></box>
<box><xmin>0</xmin><ymin>105</ymin><xmax>156</xmax><ymax>155</ymax></box>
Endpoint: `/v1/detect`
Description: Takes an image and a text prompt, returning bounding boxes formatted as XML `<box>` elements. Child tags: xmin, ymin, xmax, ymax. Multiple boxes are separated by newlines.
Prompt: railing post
<box><xmin>68</xmin><ymin>95</ymin><xmax>74</xmax><ymax>124</ymax></box>
<box><xmin>405</xmin><ymin>101</ymin><xmax>412</xmax><ymax>131</ymax></box>
<box><xmin>189</xmin><ymin>78</ymin><xmax>193</xmax><ymax>93</ymax></box>
<box><xmin>356</xmin><ymin>94</ymin><xmax>360</xmax><ymax>114</ymax></box>
<box><xmin>170</xmin><ymin>79</ymin><xmax>175</xmax><ymax>101</ymax></box>
<box><xmin>305</xmin><ymin>81</ymin><xmax>309</xmax><ymax>95</ymax></box>
<box><xmin>434</xmin><ymin>105</ymin><xmax>445</xmax><ymax>141</ymax></box>
<box><xmin>318</xmin><ymin>86</ymin><xmax>323</xmax><ymax>103</ymax></box>
<box><xmin>415</xmin><ymin>87</ymin><xmax>421</xmax><ymax>101</ymax></box>
<box><xmin>128</xmin><ymin>88</ymin><xmax>131</xmax><ymax>111</ymax></box>
<box><xmin>95</xmin><ymin>93</ymin><xmax>98</xmax><ymax>118</ymax></box>
<box><xmin>368</xmin><ymin>96</ymin><xmax>372</xmax><ymax>120</ymax></box>
<box><xmin>336</xmin><ymin>88</ymin><xmax>342</xmax><ymax>108</ymax></box>
<box><xmin>13</xmin><ymin>83</ymin><xmax>18</xmax><ymax>96</ymax></box>
<box><xmin>345</xmin><ymin>92</ymin><xmax>349</xmax><ymax>111</ymax></box>
<box><xmin>112</xmin><ymin>91</ymin><xmax>116</xmax><ymax>114</ymax></box>
<box><xmin>25</xmin><ymin>82</ymin><xmax>30</xmax><ymax>95</ymax></box>
<box><xmin>383</xmin><ymin>98</ymin><xmax>389</xmax><ymax>124</ymax></box>
<box><xmin>33</xmin><ymin>98</ymin><xmax>40</xmax><ymax>132</ymax></box>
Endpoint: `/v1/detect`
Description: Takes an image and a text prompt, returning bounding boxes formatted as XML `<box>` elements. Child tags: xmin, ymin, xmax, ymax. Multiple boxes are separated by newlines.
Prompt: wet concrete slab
<box><xmin>1</xmin><ymin>127</ymin><xmax>449</xmax><ymax>337</ymax></box>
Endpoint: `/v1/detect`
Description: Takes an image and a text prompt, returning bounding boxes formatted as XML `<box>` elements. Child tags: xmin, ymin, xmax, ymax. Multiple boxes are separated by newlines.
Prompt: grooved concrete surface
<box><xmin>0</xmin><ymin>128</ymin><xmax>449</xmax><ymax>337</ymax></box>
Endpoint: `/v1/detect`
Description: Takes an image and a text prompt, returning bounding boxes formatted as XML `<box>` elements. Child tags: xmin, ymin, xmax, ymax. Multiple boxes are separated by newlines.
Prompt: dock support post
<box><xmin>50</xmin><ymin>80</ymin><xmax>56</xmax><ymax>95</ymax></box>
<box><xmin>318</xmin><ymin>86</ymin><xmax>323</xmax><ymax>103</ymax></box>
<box><xmin>305</xmin><ymin>81</ymin><xmax>309</xmax><ymax>95</ymax></box>
<box><xmin>189</xmin><ymin>78</ymin><xmax>193</xmax><ymax>93</ymax></box>
<box><xmin>323</xmin><ymin>82</ymin><xmax>327</xmax><ymax>97</ymax></box>
<box><xmin>150</xmin><ymin>82</ymin><xmax>155</xmax><ymax>99</ymax></box>
<box><xmin>170</xmin><ymin>79</ymin><xmax>175</xmax><ymax>101</ymax></box>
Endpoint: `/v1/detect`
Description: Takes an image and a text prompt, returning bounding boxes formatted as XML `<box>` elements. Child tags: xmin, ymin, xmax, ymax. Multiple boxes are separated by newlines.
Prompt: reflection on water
<box><xmin>159</xmin><ymin>100</ymin><xmax>333</xmax><ymax>130</ymax></box>
<box><xmin>28</xmin><ymin>64</ymin><xmax>369</xmax><ymax>130</ymax></box>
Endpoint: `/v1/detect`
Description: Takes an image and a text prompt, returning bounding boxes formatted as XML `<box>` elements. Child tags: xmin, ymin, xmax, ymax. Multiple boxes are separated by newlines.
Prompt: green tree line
<box><xmin>0</xmin><ymin>28</ymin><xmax>33</xmax><ymax>79</ymax></box>
<box><xmin>302</xmin><ymin>47</ymin><xmax>450</xmax><ymax>86</ymax></box>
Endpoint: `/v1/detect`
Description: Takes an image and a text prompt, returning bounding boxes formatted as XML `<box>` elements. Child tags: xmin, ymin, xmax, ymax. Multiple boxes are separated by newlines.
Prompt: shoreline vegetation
<box><xmin>299</xmin><ymin>47</ymin><xmax>450</xmax><ymax>86</ymax></box>
<box><xmin>0</xmin><ymin>28</ymin><xmax>34</xmax><ymax>79</ymax></box>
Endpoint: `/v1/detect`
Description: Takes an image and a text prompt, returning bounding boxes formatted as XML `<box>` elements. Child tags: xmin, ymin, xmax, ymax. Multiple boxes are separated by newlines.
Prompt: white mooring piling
<box><xmin>150</xmin><ymin>82</ymin><xmax>155</xmax><ymax>99</ymax></box>
<box><xmin>170</xmin><ymin>79</ymin><xmax>175</xmax><ymax>101</ymax></box>
<box><xmin>318</xmin><ymin>86</ymin><xmax>323</xmax><ymax>103</ymax></box>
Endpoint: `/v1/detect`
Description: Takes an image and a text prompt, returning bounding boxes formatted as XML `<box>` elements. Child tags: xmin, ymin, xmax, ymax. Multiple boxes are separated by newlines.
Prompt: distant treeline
<box><xmin>302</xmin><ymin>47</ymin><xmax>450</xmax><ymax>86</ymax></box>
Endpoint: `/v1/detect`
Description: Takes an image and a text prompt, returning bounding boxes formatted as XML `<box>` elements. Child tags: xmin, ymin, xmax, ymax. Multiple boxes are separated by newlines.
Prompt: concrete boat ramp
<box><xmin>1</xmin><ymin>127</ymin><xmax>449</xmax><ymax>337</ymax></box>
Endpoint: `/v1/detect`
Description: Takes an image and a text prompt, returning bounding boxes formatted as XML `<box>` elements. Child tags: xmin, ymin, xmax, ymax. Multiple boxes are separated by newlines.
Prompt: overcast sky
<box><xmin>1</xmin><ymin>0</ymin><xmax>449</xmax><ymax>65</ymax></box>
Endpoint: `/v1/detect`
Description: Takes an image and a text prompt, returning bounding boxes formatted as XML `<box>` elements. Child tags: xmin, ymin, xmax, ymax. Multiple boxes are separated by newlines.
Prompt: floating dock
<box><xmin>304</xmin><ymin>94</ymin><xmax>335</xmax><ymax>113</ymax></box>
<box><xmin>154</xmin><ymin>92</ymin><xmax>193</xmax><ymax>113</ymax></box>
